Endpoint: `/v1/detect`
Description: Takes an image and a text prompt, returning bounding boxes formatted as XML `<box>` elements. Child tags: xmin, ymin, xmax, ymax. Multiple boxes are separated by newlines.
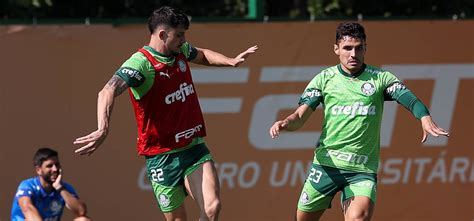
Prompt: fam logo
<box><xmin>178</xmin><ymin>60</ymin><xmax>187</xmax><ymax>73</ymax></box>
<box><xmin>159</xmin><ymin>194</ymin><xmax>171</xmax><ymax>207</ymax></box>
<box><xmin>361</xmin><ymin>82</ymin><xmax>376</xmax><ymax>96</ymax></box>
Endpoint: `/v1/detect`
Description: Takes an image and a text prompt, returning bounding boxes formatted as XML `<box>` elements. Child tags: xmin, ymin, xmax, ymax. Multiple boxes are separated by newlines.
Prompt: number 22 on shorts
<box><xmin>308</xmin><ymin>168</ymin><xmax>322</xmax><ymax>183</ymax></box>
<box><xmin>150</xmin><ymin>168</ymin><xmax>164</xmax><ymax>182</ymax></box>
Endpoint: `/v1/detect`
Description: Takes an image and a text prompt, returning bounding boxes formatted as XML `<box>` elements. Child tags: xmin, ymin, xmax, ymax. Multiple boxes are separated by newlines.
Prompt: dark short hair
<box><xmin>148</xmin><ymin>6</ymin><xmax>190</xmax><ymax>34</ymax></box>
<box><xmin>33</xmin><ymin>148</ymin><xmax>58</xmax><ymax>167</ymax></box>
<box><xmin>336</xmin><ymin>22</ymin><xmax>366</xmax><ymax>43</ymax></box>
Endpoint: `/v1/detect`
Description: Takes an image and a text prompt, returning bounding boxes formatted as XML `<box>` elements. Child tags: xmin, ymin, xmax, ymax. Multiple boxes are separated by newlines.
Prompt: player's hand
<box><xmin>420</xmin><ymin>116</ymin><xmax>449</xmax><ymax>143</ymax></box>
<box><xmin>231</xmin><ymin>45</ymin><xmax>258</xmax><ymax>67</ymax></box>
<box><xmin>73</xmin><ymin>129</ymin><xmax>108</xmax><ymax>156</ymax></box>
<box><xmin>269</xmin><ymin>120</ymin><xmax>289</xmax><ymax>139</ymax></box>
<box><xmin>52</xmin><ymin>169</ymin><xmax>63</xmax><ymax>191</ymax></box>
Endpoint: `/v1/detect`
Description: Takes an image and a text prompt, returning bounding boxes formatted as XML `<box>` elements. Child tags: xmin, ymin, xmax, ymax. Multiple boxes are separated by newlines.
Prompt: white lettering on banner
<box><xmin>138</xmin><ymin>166</ymin><xmax>151</xmax><ymax>190</ymax></box>
<box><xmin>175</xmin><ymin>124</ymin><xmax>203</xmax><ymax>143</ymax></box>
<box><xmin>193</xmin><ymin>68</ymin><xmax>248</xmax><ymax>113</ymax></box>
<box><xmin>269</xmin><ymin>161</ymin><xmax>311</xmax><ymax>187</ymax></box>
<box><xmin>381</xmin><ymin>64</ymin><xmax>473</xmax><ymax>147</ymax></box>
<box><xmin>137</xmin><ymin>156</ymin><xmax>474</xmax><ymax>190</ymax></box>
<box><xmin>249</xmin><ymin>94</ymin><xmax>322</xmax><ymax>149</ymax></box>
<box><xmin>215</xmin><ymin>162</ymin><xmax>261</xmax><ymax>189</ymax></box>
<box><xmin>379</xmin><ymin>154</ymin><xmax>474</xmax><ymax>185</ymax></box>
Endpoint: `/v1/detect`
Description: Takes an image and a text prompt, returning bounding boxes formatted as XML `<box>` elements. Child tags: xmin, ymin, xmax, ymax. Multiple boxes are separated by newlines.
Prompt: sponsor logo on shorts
<box><xmin>361</xmin><ymin>82</ymin><xmax>376</xmax><ymax>96</ymax></box>
<box><xmin>299</xmin><ymin>191</ymin><xmax>310</xmax><ymax>205</ymax></box>
<box><xmin>159</xmin><ymin>194</ymin><xmax>171</xmax><ymax>207</ymax></box>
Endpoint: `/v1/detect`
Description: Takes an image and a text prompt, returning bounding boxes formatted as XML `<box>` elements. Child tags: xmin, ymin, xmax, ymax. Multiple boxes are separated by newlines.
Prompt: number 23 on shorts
<box><xmin>309</xmin><ymin>167</ymin><xmax>323</xmax><ymax>183</ymax></box>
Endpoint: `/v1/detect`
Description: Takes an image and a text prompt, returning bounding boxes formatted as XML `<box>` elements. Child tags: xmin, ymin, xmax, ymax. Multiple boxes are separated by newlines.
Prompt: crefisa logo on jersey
<box><xmin>178</xmin><ymin>60</ymin><xmax>187</xmax><ymax>73</ymax></box>
<box><xmin>361</xmin><ymin>82</ymin><xmax>376</xmax><ymax>96</ymax></box>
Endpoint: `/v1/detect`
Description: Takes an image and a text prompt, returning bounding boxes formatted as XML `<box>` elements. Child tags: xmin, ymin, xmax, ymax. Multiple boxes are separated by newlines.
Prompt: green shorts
<box><xmin>297</xmin><ymin>164</ymin><xmax>377</xmax><ymax>212</ymax></box>
<box><xmin>145</xmin><ymin>143</ymin><xmax>213</xmax><ymax>212</ymax></box>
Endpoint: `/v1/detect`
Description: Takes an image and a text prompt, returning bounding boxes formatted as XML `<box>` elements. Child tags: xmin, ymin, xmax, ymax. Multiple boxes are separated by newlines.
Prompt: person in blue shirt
<box><xmin>11</xmin><ymin>148</ymin><xmax>91</xmax><ymax>221</ymax></box>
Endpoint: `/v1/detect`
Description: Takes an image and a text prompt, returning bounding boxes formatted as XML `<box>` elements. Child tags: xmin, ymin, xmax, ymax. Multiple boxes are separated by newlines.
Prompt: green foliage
<box><xmin>1</xmin><ymin>0</ymin><xmax>472</xmax><ymax>21</ymax></box>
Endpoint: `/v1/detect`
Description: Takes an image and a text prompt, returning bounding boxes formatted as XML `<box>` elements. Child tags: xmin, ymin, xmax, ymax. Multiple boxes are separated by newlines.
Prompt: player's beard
<box><xmin>41</xmin><ymin>172</ymin><xmax>57</xmax><ymax>185</ymax></box>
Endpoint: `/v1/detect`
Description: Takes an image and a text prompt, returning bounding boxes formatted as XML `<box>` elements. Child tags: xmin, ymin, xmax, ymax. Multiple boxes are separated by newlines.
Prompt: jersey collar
<box><xmin>337</xmin><ymin>63</ymin><xmax>366</xmax><ymax>78</ymax></box>
<box><xmin>143</xmin><ymin>46</ymin><xmax>175</xmax><ymax>63</ymax></box>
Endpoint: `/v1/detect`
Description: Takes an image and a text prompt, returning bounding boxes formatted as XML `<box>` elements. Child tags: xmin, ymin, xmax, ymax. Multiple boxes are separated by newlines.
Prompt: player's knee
<box><xmin>73</xmin><ymin>216</ymin><xmax>92</xmax><ymax>221</ymax></box>
<box><xmin>344</xmin><ymin>209</ymin><xmax>371</xmax><ymax>221</ymax></box>
<box><xmin>204</xmin><ymin>198</ymin><xmax>221</xmax><ymax>218</ymax></box>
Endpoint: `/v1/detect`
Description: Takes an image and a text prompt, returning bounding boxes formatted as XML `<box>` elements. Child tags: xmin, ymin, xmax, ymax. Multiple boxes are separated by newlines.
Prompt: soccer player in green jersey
<box><xmin>73</xmin><ymin>6</ymin><xmax>257</xmax><ymax>221</ymax></box>
<box><xmin>269</xmin><ymin>22</ymin><xmax>449</xmax><ymax>221</ymax></box>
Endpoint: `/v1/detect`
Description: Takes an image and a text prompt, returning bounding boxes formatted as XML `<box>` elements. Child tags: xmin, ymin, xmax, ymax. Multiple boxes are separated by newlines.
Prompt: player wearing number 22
<box><xmin>269</xmin><ymin>22</ymin><xmax>449</xmax><ymax>221</ymax></box>
<box><xmin>73</xmin><ymin>6</ymin><xmax>257</xmax><ymax>221</ymax></box>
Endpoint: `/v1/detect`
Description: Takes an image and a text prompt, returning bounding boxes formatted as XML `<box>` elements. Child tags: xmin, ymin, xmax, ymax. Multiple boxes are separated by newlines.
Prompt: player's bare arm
<box><xmin>269</xmin><ymin>104</ymin><xmax>314</xmax><ymax>138</ymax></box>
<box><xmin>18</xmin><ymin>196</ymin><xmax>42</xmax><ymax>221</ymax></box>
<box><xmin>191</xmin><ymin>45</ymin><xmax>258</xmax><ymax>67</ymax></box>
<box><xmin>420</xmin><ymin>115</ymin><xmax>450</xmax><ymax>143</ymax></box>
<box><xmin>74</xmin><ymin>75</ymin><xmax>129</xmax><ymax>155</ymax></box>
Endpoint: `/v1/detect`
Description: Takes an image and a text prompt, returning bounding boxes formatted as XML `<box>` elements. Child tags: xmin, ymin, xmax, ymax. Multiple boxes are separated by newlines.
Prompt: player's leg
<box><xmin>73</xmin><ymin>216</ymin><xmax>92</xmax><ymax>221</ymax></box>
<box><xmin>340</xmin><ymin>173</ymin><xmax>377</xmax><ymax>221</ymax></box>
<box><xmin>295</xmin><ymin>209</ymin><xmax>325</xmax><ymax>221</ymax></box>
<box><xmin>184</xmin><ymin>160</ymin><xmax>221</xmax><ymax>221</ymax></box>
<box><xmin>145</xmin><ymin>153</ymin><xmax>189</xmax><ymax>221</ymax></box>
<box><xmin>163</xmin><ymin>204</ymin><xmax>187</xmax><ymax>221</ymax></box>
<box><xmin>296</xmin><ymin>164</ymin><xmax>342</xmax><ymax>221</ymax></box>
<box><xmin>342</xmin><ymin>196</ymin><xmax>374</xmax><ymax>221</ymax></box>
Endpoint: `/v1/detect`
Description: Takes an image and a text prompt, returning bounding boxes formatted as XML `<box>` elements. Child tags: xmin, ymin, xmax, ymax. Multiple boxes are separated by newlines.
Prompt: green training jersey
<box><xmin>299</xmin><ymin>64</ymin><xmax>400</xmax><ymax>173</ymax></box>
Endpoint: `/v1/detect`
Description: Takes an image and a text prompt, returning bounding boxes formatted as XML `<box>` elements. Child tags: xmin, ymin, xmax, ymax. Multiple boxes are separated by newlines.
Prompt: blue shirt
<box><xmin>11</xmin><ymin>176</ymin><xmax>78</xmax><ymax>221</ymax></box>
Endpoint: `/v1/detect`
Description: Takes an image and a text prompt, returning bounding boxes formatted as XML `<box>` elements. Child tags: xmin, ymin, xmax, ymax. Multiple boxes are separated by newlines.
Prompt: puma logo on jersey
<box><xmin>160</xmin><ymin>71</ymin><xmax>170</xmax><ymax>78</ymax></box>
<box><xmin>331</xmin><ymin>102</ymin><xmax>376</xmax><ymax>118</ymax></box>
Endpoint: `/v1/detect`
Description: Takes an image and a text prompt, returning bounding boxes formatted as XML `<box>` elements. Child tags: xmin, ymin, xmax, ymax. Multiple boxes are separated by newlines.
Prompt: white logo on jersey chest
<box><xmin>361</xmin><ymin>82</ymin><xmax>376</xmax><ymax>96</ymax></box>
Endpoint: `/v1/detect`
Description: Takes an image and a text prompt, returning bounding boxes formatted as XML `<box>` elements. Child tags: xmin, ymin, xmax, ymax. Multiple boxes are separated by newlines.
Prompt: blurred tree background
<box><xmin>0</xmin><ymin>0</ymin><xmax>472</xmax><ymax>23</ymax></box>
